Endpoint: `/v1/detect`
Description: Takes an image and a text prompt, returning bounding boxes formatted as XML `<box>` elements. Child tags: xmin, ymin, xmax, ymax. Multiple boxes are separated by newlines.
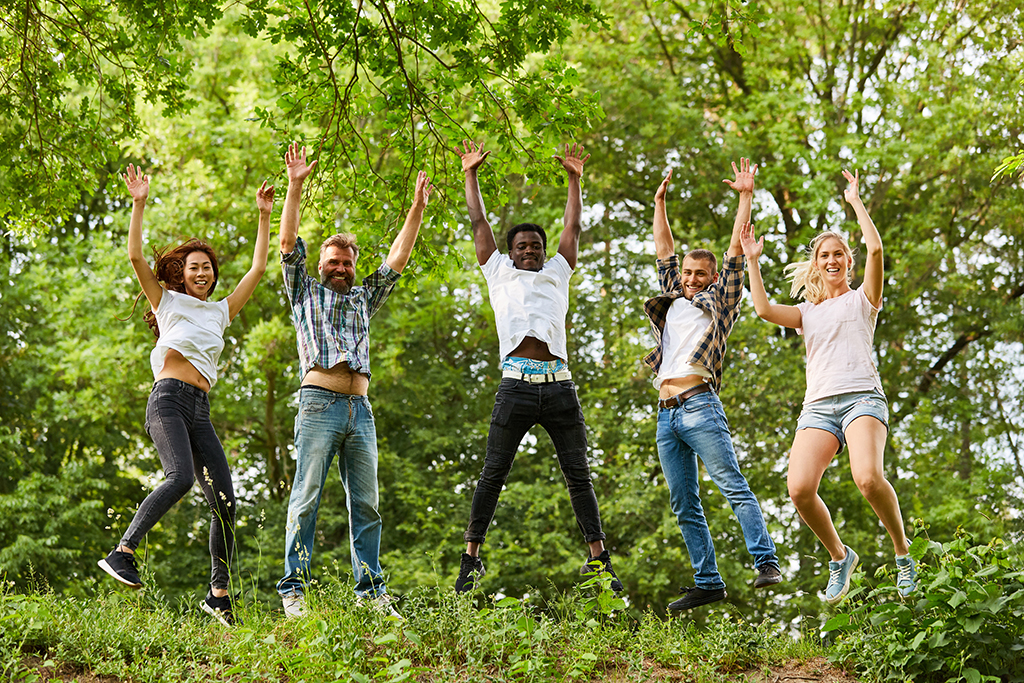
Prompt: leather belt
<box><xmin>502</xmin><ymin>370</ymin><xmax>572</xmax><ymax>384</ymax></box>
<box><xmin>658</xmin><ymin>383</ymin><xmax>712</xmax><ymax>409</ymax></box>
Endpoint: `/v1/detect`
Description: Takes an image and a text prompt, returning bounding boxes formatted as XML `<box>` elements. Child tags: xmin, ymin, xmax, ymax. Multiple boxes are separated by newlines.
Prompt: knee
<box><xmin>788</xmin><ymin>481</ymin><xmax>816</xmax><ymax>511</ymax></box>
<box><xmin>165</xmin><ymin>473</ymin><xmax>194</xmax><ymax>501</ymax></box>
<box><xmin>853</xmin><ymin>471</ymin><xmax>886</xmax><ymax>499</ymax></box>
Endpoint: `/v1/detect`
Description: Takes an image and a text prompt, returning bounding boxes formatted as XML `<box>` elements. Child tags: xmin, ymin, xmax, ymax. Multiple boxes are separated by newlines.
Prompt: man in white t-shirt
<box><xmin>643</xmin><ymin>160</ymin><xmax>782</xmax><ymax>611</ymax></box>
<box><xmin>451</xmin><ymin>140</ymin><xmax>623</xmax><ymax>594</ymax></box>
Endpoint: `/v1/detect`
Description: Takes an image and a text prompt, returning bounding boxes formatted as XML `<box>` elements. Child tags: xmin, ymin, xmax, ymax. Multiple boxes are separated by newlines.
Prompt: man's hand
<box><xmin>842</xmin><ymin>169</ymin><xmax>862</xmax><ymax>205</ymax></box>
<box><xmin>739</xmin><ymin>221</ymin><xmax>764</xmax><ymax>261</ymax></box>
<box><xmin>123</xmin><ymin>164</ymin><xmax>149</xmax><ymax>202</ymax></box>
<box><xmin>412</xmin><ymin>170</ymin><xmax>433</xmax><ymax>209</ymax></box>
<box><xmin>655</xmin><ymin>169</ymin><xmax>673</xmax><ymax>203</ymax></box>
<box><xmin>723</xmin><ymin>157</ymin><xmax>757</xmax><ymax>194</ymax></box>
<box><xmin>455</xmin><ymin>140</ymin><xmax>491</xmax><ymax>174</ymax></box>
<box><xmin>285</xmin><ymin>142</ymin><xmax>317</xmax><ymax>183</ymax></box>
<box><xmin>554</xmin><ymin>142</ymin><xmax>590</xmax><ymax>178</ymax></box>
<box><xmin>256</xmin><ymin>180</ymin><xmax>275</xmax><ymax>215</ymax></box>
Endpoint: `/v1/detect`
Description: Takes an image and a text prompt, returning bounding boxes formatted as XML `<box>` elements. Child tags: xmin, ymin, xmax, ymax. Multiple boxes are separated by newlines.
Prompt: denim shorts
<box><xmin>796</xmin><ymin>390</ymin><xmax>889</xmax><ymax>452</ymax></box>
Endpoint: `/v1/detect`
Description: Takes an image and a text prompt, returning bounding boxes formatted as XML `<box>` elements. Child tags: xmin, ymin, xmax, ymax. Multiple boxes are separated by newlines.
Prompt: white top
<box><xmin>797</xmin><ymin>286</ymin><xmax>884</xmax><ymax>405</ymax></box>
<box><xmin>149</xmin><ymin>289</ymin><xmax>232</xmax><ymax>388</ymax></box>
<box><xmin>654</xmin><ymin>297</ymin><xmax>713</xmax><ymax>390</ymax></box>
<box><xmin>480</xmin><ymin>249</ymin><xmax>573</xmax><ymax>362</ymax></box>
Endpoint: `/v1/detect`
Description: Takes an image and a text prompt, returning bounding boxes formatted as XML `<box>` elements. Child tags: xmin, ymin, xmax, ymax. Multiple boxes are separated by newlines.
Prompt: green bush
<box><xmin>825</xmin><ymin>531</ymin><xmax>1024</xmax><ymax>683</ymax></box>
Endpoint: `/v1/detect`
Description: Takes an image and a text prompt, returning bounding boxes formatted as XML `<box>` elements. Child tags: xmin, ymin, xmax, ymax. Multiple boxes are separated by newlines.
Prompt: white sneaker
<box><xmin>357</xmin><ymin>593</ymin><xmax>402</xmax><ymax>619</ymax></box>
<box><xmin>282</xmin><ymin>593</ymin><xmax>306</xmax><ymax>618</ymax></box>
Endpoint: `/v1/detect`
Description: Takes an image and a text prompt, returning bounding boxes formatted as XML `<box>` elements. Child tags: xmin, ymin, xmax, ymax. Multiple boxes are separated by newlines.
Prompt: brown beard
<box><xmin>321</xmin><ymin>273</ymin><xmax>353</xmax><ymax>294</ymax></box>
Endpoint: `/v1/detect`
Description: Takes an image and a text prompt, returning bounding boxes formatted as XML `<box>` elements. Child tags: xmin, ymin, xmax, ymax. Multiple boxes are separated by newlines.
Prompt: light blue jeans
<box><xmin>277</xmin><ymin>387</ymin><xmax>386</xmax><ymax>598</ymax></box>
<box><xmin>656</xmin><ymin>391</ymin><xmax>778</xmax><ymax>590</ymax></box>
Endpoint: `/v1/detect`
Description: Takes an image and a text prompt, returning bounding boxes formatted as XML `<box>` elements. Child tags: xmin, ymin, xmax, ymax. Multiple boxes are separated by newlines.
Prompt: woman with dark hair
<box><xmin>98</xmin><ymin>164</ymin><xmax>274</xmax><ymax>626</ymax></box>
<box><xmin>741</xmin><ymin>169</ymin><xmax>916</xmax><ymax>605</ymax></box>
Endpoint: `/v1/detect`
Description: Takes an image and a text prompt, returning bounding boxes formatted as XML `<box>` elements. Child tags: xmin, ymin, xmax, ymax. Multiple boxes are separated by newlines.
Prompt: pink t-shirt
<box><xmin>796</xmin><ymin>286</ymin><xmax>884</xmax><ymax>405</ymax></box>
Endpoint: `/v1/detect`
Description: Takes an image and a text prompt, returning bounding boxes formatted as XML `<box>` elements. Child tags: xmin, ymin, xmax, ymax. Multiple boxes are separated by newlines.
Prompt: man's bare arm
<box><xmin>722</xmin><ymin>158</ymin><xmax>757</xmax><ymax>257</ymax></box>
<box><xmin>455</xmin><ymin>140</ymin><xmax>498</xmax><ymax>266</ymax></box>
<box><xmin>555</xmin><ymin>142</ymin><xmax>590</xmax><ymax>269</ymax></box>
<box><xmin>385</xmin><ymin>171</ymin><xmax>433</xmax><ymax>273</ymax></box>
<box><xmin>279</xmin><ymin>142</ymin><xmax>317</xmax><ymax>254</ymax></box>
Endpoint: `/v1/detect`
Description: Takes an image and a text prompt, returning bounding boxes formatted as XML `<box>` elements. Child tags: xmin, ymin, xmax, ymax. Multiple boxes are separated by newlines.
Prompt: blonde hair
<box><xmin>784</xmin><ymin>231</ymin><xmax>855</xmax><ymax>304</ymax></box>
<box><xmin>319</xmin><ymin>233</ymin><xmax>360</xmax><ymax>262</ymax></box>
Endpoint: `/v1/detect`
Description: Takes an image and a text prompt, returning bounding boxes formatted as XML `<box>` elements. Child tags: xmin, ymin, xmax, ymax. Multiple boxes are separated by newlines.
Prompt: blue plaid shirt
<box><xmin>281</xmin><ymin>236</ymin><xmax>400</xmax><ymax>379</ymax></box>
<box><xmin>642</xmin><ymin>253</ymin><xmax>745</xmax><ymax>394</ymax></box>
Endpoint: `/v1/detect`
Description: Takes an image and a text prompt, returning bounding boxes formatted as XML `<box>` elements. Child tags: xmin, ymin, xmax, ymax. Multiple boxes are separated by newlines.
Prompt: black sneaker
<box><xmin>754</xmin><ymin>564</ymin><xmax>783</xmax><ymax>589</ymax></box>
<box><xmin>580</xmin><ymin>550</ymin><xmax>625</xmax><ymax>592</ymax></box>
<box><xmin>202</xmin><ymin>590</ymin><xmax>236</xmax><ymax>627</ymax></box>
<box><xmin>98</xmin><ymin>549</ymin><xmax>142</xmax><ymax>589</ymax></box>
<box><xmin>667</xmin><ymin>586</ymin><xmax>727</xmax><ymax>611</ymax></box>
<box><xmin>454</xmin><ymin>553</ymin><xmax>486</xmax><ymax>593</ymax></box>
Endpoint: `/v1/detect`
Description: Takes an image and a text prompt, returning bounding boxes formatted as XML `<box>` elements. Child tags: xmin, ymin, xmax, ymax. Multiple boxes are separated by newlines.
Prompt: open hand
<box><xmin>413</xmin><ymin>170</ymin><xmax>433</xmax><ymax>207</ymax></box>
<box><xmin>739</xmin><ymin>221</ymin><xmax>764</xmax><ymax>260</ymax></box>
<box><xmin>285</xmin><ymin>142</ymin><xmax>318</xmax><ymax>183</ymax></box>
<box><xmin>455</xmin><ymin>140</ymin><xmax>491</xmax><ymax>173</ymax></box>
<box><xmin>842</xmin><ymin>169</ymin><xmax>862</xmax><ymax>205</ymax></box>
<box><xmin>123</xmin><ymin>164</ymin><xmax>149</xmax><ymax>202</ymax></box>
<box><xmin>554</xmin><ymin>142</ymin><xmax>590</xmax><ymax>177</ymax></box>
<box><xmin>256</xmin><ymin>180</ymin><xmax>275</xmax><ymax>214</ymax></box>
<box><xmin>723</xmin><ymin>158</ymin><xmax>757</xmax><ymax>194</ymax></box>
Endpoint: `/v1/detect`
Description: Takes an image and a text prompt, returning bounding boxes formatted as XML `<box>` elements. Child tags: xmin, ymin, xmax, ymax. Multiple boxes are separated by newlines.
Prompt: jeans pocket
<box><xmin>490</xmin><ymin>395</ymin><xmax>514</xmax><ymax>427</ymax></box>
<box><xmin>300</xmin><ymin>399</ymin><xmax>331</xmax><ymax>415</ymax></box>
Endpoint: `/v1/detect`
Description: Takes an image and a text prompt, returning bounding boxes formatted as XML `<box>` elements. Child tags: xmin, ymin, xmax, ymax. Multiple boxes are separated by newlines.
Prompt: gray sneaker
<box><xmin>357</xmin><ymin>593</ymin><xmax>402</xmax><ymax>619</ymax></box>
<box><xmin>282</xmin><ymin>593</ymin><xmax>306</xmax><ymax>618</ymax></box>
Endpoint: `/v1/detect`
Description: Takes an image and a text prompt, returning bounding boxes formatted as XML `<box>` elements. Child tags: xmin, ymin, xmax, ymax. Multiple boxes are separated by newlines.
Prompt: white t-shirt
<box><xmin>654</xmin><ymin>298</ymin><xmax>713</xmax><ymax>390</ymax></box>
<box><xmin>480</xmin><ymin>250</ymin><xmax>572</xmax><ymax>362</ymax></box>
<box><xmin>149</xmin><ymin>289</ymin><xmax>232</xmax><ymax>388</ymax></box>
<box><xmin>797</xmin><ymin>286</ymin><xmax>884</xmax><ymax>405</ymax></box>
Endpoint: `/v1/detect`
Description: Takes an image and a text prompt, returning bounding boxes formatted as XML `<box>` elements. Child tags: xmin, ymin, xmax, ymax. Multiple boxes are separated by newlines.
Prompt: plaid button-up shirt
<box><xmin>642</xmin><ymin>253</ymin><xmax>745</xmax><ymax>394</ymax></box>
<box><xmin>282</xmin><ymin>236</ymin><xmax>400</xmax><ymax>379</ymax></box>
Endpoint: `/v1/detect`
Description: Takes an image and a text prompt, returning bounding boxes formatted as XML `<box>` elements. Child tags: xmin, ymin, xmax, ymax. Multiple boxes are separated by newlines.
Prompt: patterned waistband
<box><xmin>501</xmin><ymin>356</ymin><xmax>569</xmax><ymax>375</ymax></box>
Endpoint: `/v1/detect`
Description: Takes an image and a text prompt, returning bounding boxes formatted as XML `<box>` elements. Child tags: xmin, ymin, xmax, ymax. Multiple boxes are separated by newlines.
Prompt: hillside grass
<box><xmin>1</xmin><ymin>571</ymin><xmax>831</xmax><ymax>683</ymax></box>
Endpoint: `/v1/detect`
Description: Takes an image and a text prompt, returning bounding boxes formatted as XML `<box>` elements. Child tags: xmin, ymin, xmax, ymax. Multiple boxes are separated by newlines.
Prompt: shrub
<box><xmin>825</xmin><ymin>531</ymin><xmax>1024</xmax><ymax>683</ymax></box>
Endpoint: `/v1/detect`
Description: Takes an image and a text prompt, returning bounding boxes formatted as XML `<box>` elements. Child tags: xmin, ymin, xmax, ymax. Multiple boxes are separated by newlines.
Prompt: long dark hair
<box><xmin>122</xmin><ymin>239</ymin><xmax>220</xmax><ymax>339</ymax></box>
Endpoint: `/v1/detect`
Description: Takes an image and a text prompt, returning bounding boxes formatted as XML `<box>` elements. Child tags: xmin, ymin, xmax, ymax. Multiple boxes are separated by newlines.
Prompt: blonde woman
<box><xmin>740</xmin><ymin>170</ymin><xmax>916</xmax><ymax>605</ymax></box>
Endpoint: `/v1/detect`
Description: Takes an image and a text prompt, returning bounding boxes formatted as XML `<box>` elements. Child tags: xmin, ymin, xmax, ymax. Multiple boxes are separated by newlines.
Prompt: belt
<box><xmin>658</xmin><ymin>383</ymin><xmax>712</xmax><ymax>409</ymax></box>
<box><xmin>502</xmin><ymin>369</ymin><xmax>572</xmax><ymax>384</ymax></box>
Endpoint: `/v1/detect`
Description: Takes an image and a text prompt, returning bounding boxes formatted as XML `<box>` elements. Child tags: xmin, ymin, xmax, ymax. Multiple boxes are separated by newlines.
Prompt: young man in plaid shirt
<box><xmin>644</xmin><ymin>159</ymin><xmax>782</xmax><ymax>611</ymax></box>
<box><xmin>275</xmin><ymin>143</ymin><xmax>432</xmax><ymax>617</ymax></box>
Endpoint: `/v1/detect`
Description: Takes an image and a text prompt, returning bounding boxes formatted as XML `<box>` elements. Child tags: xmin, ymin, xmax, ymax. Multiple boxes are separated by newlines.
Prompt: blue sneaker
<box><xmin>824</xmin><ymin>546</ymin><xmax>859</xmax><ymax>605</ymax></box>
<box><xmin>895</xmin><ymin>555</ymin><xmax>918</xmax><ymax>597</ymax></box>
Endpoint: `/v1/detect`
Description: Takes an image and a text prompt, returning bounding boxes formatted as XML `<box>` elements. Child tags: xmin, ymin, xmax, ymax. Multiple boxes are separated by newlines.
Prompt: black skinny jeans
<box><xmin>464</xmin><ymin>378</ymin><xmax>606</xmax><ymax>545</ymax></box>
<box><xmin>120</xmin><ymin>379</ymin><xmax>236</xmax><ymax>589</ymax></box>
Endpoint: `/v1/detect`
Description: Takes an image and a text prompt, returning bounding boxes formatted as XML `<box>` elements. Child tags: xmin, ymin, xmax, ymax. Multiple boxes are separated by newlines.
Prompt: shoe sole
<box><xmin>667</xmin><ymin>591</ymin><xmax>727</xmax><ymax>611</ymax></box>
<box><xmin>97</xmin><ymin>559</ymin><xmax>142</xmax><ymax>589</ymax></box>
<box><xmin>201</xmin><ymin>601</ymin><xmax>232</xmax><ymax>627</ymax></box>
<box><xmin>825</xmin><ymin>551</ymin><xmax>860</xmax><ymax>605</ymax></box>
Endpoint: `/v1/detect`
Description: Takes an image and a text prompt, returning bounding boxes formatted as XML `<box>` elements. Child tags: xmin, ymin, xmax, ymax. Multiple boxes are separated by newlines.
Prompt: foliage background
<box><xmin>1</xmin><ymin>0</ymin><xmax>1022</xmax><ymax>639</ymax></box>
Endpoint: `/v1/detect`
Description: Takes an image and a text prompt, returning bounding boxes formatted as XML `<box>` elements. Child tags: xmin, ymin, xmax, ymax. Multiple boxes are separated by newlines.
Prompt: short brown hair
<box><xmin>683</xmin><ymin>248</ymin><xmax>717</xmax><ymax>272</ymax></box>
<box><xmin>320</xmin><ymin>233</ymin><xmax>359</xmax><ymax>262</ymax></box>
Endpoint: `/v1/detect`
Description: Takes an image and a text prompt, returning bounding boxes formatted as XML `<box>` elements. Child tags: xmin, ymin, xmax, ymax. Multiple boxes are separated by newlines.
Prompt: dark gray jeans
<box><xmin>464</xmin><ymin>378</ymin><xmax>606</xmax><ymax>545</ymax></box>
<box><xmin>120</xmin><ymin>379</ymin><xmax>236</xmax><ymax>589</ymax></box>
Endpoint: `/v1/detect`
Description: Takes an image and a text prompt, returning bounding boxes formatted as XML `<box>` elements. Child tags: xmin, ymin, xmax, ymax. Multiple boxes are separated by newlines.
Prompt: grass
<box><xmin>1</xmin><ymin>571</ymin><xmax>832</xmax><ymax>683</ymax></box>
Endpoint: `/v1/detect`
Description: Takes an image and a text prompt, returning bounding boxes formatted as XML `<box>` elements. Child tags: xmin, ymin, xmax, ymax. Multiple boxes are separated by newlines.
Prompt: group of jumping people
<box><xmin>96</xmin><ymin>141</ymin><xmax>917</xmax><ymax>625</ymax></box>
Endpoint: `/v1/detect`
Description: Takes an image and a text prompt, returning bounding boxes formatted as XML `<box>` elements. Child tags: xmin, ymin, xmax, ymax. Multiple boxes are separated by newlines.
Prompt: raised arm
<box><xmin>456</xmin><ymin>140</ymin><xmax>497</xmax><ymax>266</ymax></box>
<box><xmin>124</xmin><ymin>164</ymin><xmax>163</xmax><ymax>311</ymax></box>
<box><xmin>554</xmin><ymin>142</ymin><xmax>590</xmax><ymax>269</ymax></box>
<box><xmin>722</xmin><ymin>158</ymin><xmax>757</xmax><ymax>257</ymax></box>
<box><xmin>279</xmin><ymin>142</ymin><xmax>317</xmax><ymax>254</ymax></box>
<box><xmin>653</xmin><ymin>170</ymin><xmax>674</xmax><ymax>260</ymax></box>
<box><xmin>740</xmin><ymin>222</ymin><xmax>803</xmax><ymax>329</ymax></box>
<box><xmin>226</xmin><ymin>181</ymin><xmax>275</xmax><ymax>320</ymax></box>
<box><xmin>842</xmin><ymin>169</ymin><xmax>883</xmax><ymax>307</ymax></box>
<box><xmin>385</xmin><ymin>171</ymin><xmax>433</xmax><ymax>273</ymax></box>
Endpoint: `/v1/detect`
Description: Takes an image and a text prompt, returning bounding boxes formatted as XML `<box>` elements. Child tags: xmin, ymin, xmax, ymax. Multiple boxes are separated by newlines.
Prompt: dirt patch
<box><xmin>21</xmin><ymin>656</ymin><xmax>121</xmax><ymax>683</ymax></box>
<box><xmin>604</xmin><ymin>656</ymin><xmax>860</xmax><ymax>682</ymax></box>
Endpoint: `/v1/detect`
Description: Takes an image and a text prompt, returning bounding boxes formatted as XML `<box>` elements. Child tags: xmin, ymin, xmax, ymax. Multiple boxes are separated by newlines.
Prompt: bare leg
<box><xmin>846</xmin><ymin>416</ymin><xmax>910</xmax><ymax>556</ymax></box>
<box><xmin>587</xmin><ymin>540</ymin><xmax>605</xmax><ymax>557</ymax></box>
<box><xmin>788</xmin><ymin>428</ymin><xmax>847</xmax><ymax>561</ymax></box>
<box><xmin>465</xmin><ymin>542</ymin><xmax>481</xmax><ymax>557</ymax></box>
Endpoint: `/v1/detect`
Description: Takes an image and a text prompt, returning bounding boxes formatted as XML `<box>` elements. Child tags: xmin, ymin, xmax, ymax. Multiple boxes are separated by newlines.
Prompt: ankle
<box><xmin>116</xmin><ymin>545</ymin><xmax>134</xmax><ymax>555</ymax></box>
<box><xmin>210</xmin><ymin>587</ymin><xmax>229</xmax><ymax>598</ymax></box>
